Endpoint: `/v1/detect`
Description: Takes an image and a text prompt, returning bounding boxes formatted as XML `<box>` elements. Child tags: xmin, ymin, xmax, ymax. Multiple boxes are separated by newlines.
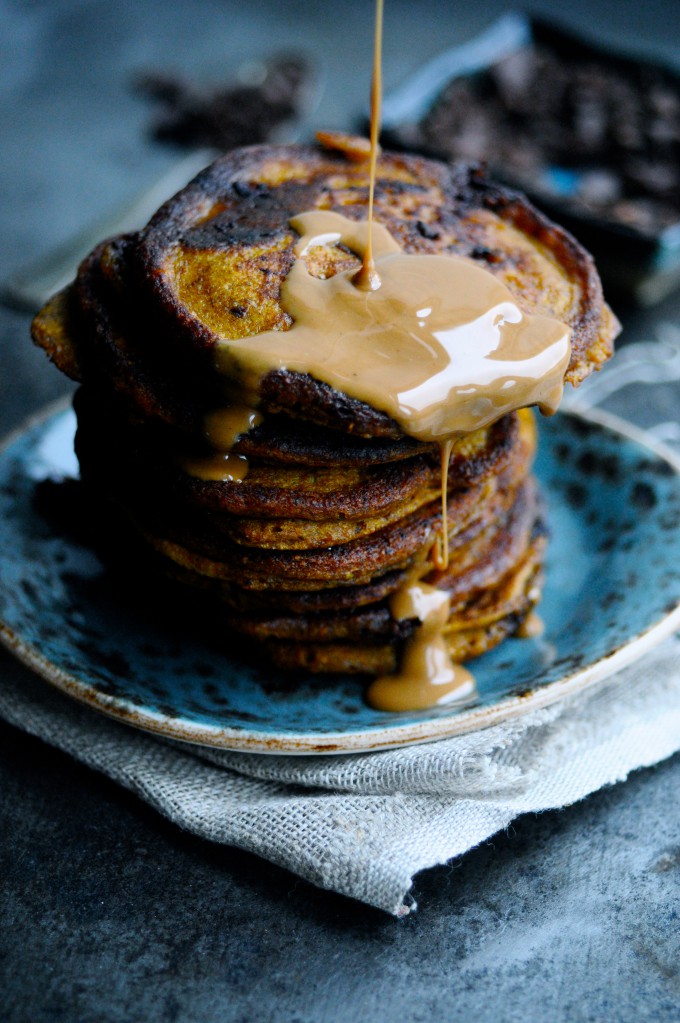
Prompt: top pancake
<box><xmin>33</xmin><ymin>143</ymin><xmax>619</xmax><ymax>443</ymax></box>
<box><xmin>134</xmin><ymin>143</ymin><xmax>618</xmax><ymax>432</ymax></box>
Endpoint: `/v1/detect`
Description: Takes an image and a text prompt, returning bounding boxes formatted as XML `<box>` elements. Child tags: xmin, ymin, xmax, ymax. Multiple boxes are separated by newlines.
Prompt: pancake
<box><xmin>72</xmin><ymin>386</ymin><xmax>519</xmax><ymax>541</ymax></box>
<box><xmin>263</xmin><ymin>535</ymin><xmax>546</xmax><ymax>674</ymax></box>
<box><xmin>31</xmin><ymin>141</ymin><xmax>619</xmax><ymax>697</ymax></box>
<box><xmin>73</xmin><ymin>427</ymin><xmax>544</xmax><ymax>675</ymax></box>
<box><xmin>33</xmin><ymin>145</ymin><xmax>618</xmax><ymax>441</ymax></box>
<box><xmin>74</xmin><ymin>405</ymin><xmax>533</xmax><ymax>586</ymax></box>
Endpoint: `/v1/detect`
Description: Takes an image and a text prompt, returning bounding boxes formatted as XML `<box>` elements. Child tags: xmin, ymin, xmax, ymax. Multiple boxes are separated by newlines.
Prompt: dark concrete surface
<box><xmin>1</xmin><ymin>1</ymin><xmax>679</xmax><ymax>1020</ymax></box>
<box><xmin>1</xmin><ymin>708</ymin><xmax>679</xmax><ymax>1023</ymax></box>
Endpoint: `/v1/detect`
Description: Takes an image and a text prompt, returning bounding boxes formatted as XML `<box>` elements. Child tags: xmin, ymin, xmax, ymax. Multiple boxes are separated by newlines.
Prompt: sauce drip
<box><xmin>208</xmin><ymin>1</ymin><xmax>567</xmax><ymax>711</ymax></box>
<box><xmin>366</xmin><ymin>575</ymin><xmax>475</xmax><ymax>712</ymax></box>
<box><xmin>181</xmin><ymin>450</ymin><xmax>249</xmax><ymax>483</ymax></box>
<box><xmin>204</xmin><ymin>404</ymin><xmax>263</xmax><ymax>450</ymax></box>
<box><xmin>433</xmin><ymin>439</ymin><xmax>453</xmax><ymax>571</ymax></box>
<box><xmin>352</xmin><ymin>0</ymin><xmax>383</xmax><ymax>293</ymax></box>
<box><xmin>183</xmin><ymin>404</ymin><xmax>262</xmax><ymax>482</ymax></box>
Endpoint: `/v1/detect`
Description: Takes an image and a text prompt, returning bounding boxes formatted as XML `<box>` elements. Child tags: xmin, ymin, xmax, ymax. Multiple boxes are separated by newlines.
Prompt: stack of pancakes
<box><xmin>32</xmin><ymin>144</ymin><xmax>618</xmax><ymax>676</ymax></box>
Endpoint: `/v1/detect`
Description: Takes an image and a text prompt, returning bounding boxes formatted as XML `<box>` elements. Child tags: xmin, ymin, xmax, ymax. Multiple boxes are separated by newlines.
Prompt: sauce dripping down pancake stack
<box><xmin>32</xmin><ymin>137</ymin><xmax>618</xmax><ymax>709</ymax></box>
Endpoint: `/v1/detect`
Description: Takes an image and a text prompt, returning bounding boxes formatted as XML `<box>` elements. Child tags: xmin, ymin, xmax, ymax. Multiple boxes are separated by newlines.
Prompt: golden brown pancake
<box><xmin>33</xmin><ymin>145</ymin><xmax>618</xmax><ymax>441</ymax></box>
<box><xmin>73</xmin><ymin>423</ymin><xmax>544</xmax><ymax>675</ymax></box>
<box><xmin>74</xmin><ymin>406</ymin><xmax>533</xmax><ymax>586</ymax></box>
<box><xmin>72</xmin><ymin>386</ymin><xmax>519</xmax><ymax>531</ymax></box>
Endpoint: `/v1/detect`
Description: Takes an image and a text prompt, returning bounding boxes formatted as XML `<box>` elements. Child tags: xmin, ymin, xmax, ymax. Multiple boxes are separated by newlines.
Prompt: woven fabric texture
<box><xmin>2</xmin><ymin>636</ymin><xmax>679</xmax><ymax>915</ymax></box>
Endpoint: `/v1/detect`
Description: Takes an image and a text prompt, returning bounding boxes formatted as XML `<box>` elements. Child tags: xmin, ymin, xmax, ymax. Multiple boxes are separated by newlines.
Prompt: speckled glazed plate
<box><xmin>2</xmin><ymin>403</ymin><xmax>680</xmax><ymax>754</ymax></box>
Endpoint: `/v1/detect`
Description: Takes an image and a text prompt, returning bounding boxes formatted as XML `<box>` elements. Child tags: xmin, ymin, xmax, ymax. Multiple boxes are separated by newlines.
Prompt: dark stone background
<box><xmin>1</xmin><ymin>1</ymin><xmax>679</xmax><ymax>1019</ymax></box>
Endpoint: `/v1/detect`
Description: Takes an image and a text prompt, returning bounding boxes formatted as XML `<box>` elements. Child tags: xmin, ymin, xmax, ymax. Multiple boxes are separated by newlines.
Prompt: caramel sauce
<box><xmin>214</xmin><ymin>213</ymin><xmax>571</xmax><ymax>442</ymax></box>
<box><xmin>366</xmin><ymin>575</ymin><xmax>475</xmax><ymax>712</ymax></box>
<box><xmin>352</xmin><ymin>0</ymin><xmax>383</xmax><ymax>293</ymax></box>
<box><xmin>204</xmin><ymin>404</ymin><xmax>263</xmax><ymax>450</ymax></box>
<box><xmin>183</xmin><ymin>405</ymin><xmax>262</xmax><ymax>482</ymax></box>
<box><xmin>433</xmin><ymin>439</ymin><xmax>453</xmax><ymax>572</ymax></box>
<box><xmin>181</xmin><ymin>451</ymin><xmax>249</xmax><ymax>483</ymax></box>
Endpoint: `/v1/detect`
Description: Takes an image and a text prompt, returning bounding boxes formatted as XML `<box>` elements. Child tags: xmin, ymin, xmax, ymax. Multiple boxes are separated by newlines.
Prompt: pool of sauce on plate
<box><xmin>194</xmin><ymin>0</ymin><xmax>569</xmax><ymax>712</ymax></box>
<box><xmin>366</xmin><ymin>572</ymin><xmax>476</xmax><ymax>712</ymax></box>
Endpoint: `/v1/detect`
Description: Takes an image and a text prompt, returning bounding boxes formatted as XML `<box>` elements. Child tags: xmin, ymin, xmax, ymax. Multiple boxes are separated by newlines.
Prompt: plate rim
<box><xmin>2</xmin><ymin>401</ymin><xmax>680</xmax><ymax>755</ymax></box>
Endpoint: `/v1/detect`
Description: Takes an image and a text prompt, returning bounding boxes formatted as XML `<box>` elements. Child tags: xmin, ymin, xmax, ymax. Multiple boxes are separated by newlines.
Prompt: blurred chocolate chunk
<box><xmin>386</xmin><ymin>34</ymin><xmax>680</xmax><ymax>239</ymax></box>
<box><xmin>135</xmin><ymin>55</ymin><xmax>310</xmax><ymax>151</ymax></box>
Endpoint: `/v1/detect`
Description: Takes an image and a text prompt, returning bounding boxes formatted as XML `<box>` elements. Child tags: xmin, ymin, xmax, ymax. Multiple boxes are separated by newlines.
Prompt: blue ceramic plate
<box><xmin>2</xmin><ymin>404</ymin><xmax>680</xmax><ymax>753</ymax></box>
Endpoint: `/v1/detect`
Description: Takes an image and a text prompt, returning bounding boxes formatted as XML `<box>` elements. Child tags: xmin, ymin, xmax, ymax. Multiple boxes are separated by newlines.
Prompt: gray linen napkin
<box><xmin>2</xmin><ymin>636</ymin><xmax>680</xmax><ymax>916</ymax></box>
